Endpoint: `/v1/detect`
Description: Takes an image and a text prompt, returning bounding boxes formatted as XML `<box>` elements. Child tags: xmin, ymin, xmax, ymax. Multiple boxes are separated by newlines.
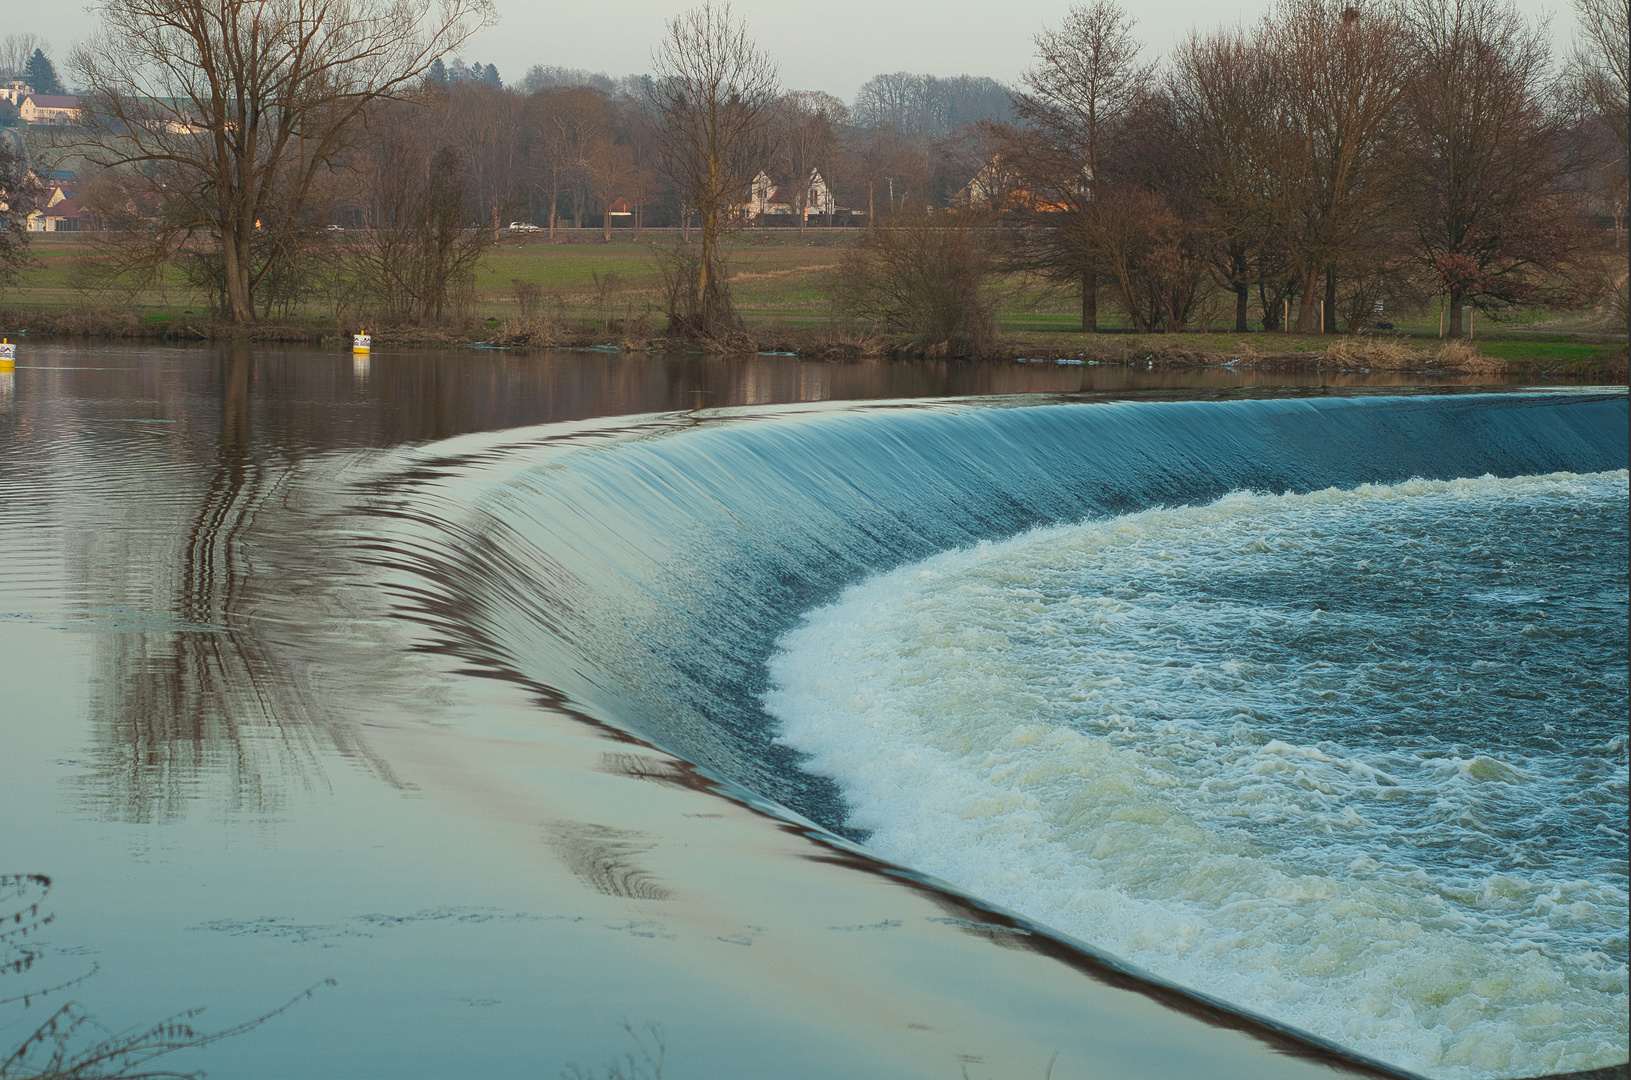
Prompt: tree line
<box><xmin>984</xmin><ymin>0</ymin><xmax>1627</xmax><ymax>340</ymax></box>
<box><xmin>1</xmin><ymin>0</ymin><xmax>1624</xmax><ymax>343</ymax></box>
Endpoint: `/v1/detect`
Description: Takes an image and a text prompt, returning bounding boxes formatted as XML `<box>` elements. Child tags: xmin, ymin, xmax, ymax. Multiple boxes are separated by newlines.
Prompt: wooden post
<box><xmin>1469</xmin><ymin>308</ymin><xmax>1474</xmax><ymax>340</ymax></box>
<box><xmin>1318</xmin><ymin>299</ymin><xmax>1325</xmax><ymax>334</ymax></box>
<box><xmin>1438</xmin><ymin>297</ymin><xmax>1445</xmax><ymax>338</ymax></box>
<box><xmin>1283</xmin><ymin>297</ymin><xmax>1289</xmax><ymax>332</ymax></box>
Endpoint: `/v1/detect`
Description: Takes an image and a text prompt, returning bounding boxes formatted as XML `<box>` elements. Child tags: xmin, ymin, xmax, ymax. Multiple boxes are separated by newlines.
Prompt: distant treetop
<box><xmin>427</xmin><ymin>57</ymin><xmax>501</xmax><ymax>87</ymax></box>
<box><xmin>851</xmin><ymin>73</ymin><xmax>1013</xmax><ymax>136</ymax></box>
<box><xmin>519</xmin><ymin>64</ymin><xmax>650</xmax><ymax>99</ymax></box>
<box><xmin>23</xmin><ymin>48</ymin><xmax>63</xmax><ymax>95</ymax></box>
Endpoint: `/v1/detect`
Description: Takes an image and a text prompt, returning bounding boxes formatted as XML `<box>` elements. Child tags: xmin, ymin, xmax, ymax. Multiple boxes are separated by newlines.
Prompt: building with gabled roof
<box><xmin>739</xmin><ymin>168</ymin><xmax>839</xmax><ymax>221</ymax></box>
<box><xmin>19</xmin><ymin>94</ymin><xmax>81</xmax><ymax>126</ymax></box>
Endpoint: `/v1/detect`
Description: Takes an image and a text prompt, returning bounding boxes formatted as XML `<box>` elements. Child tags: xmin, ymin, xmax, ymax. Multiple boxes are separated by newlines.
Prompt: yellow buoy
<box><xmin>352</xmin><ymin>330</ymin><xmax>371</xmax><ymax>354</ymax></box>
<box><xmin>0</xmin><ymin>337</ymin><xmax>15</xmax><ymax>371</ymax></box>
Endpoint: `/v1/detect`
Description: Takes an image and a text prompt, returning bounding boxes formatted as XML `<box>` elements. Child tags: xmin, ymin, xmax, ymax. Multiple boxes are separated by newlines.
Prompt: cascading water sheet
<box><xmin>766</xmin><ymin>470</ymin><xmax>1630</xmax><ymax>1078</ymax></box>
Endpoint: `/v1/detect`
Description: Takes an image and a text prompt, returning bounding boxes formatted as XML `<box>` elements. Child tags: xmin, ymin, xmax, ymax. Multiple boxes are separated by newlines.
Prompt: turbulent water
<box><xmin>765</xmin><ymin>471</ymin><xmax>1630</xmax><ymax>1078</ymax></box>
<box><xmin>356</xmin><ymin>391</ymin><xmax>1629</xmax><ymax>1076</ymax></box>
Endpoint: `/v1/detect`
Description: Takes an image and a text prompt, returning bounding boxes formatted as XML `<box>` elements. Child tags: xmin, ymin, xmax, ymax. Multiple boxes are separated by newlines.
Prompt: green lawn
<box><xmin>4</xmin><ymin>232</ymin><xmax>1624</xmax><ymax>371</ymax></box>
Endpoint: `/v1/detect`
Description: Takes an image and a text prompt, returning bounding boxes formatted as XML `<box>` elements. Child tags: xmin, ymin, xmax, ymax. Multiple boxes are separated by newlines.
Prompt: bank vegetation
<box><xmin>0</xmin><ymin>0</ymin><xmax>1623</xmax><ymax>366</ymax></box>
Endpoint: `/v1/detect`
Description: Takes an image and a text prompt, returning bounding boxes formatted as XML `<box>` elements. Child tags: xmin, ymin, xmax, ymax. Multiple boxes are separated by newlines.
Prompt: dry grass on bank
<box><xmin>1433</xmin><ymin>341</ymin><xmax>1511</xmax><ymax>373</ymax></box>
<box><xmin>1322</xmin><ymin>337</ymin><xmax>1510</xmax><ymax>374</ymax></box>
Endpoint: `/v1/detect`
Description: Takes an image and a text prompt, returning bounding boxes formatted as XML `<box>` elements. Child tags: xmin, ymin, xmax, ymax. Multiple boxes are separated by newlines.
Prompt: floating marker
<box><xmin>0</xmin><ymin>338</ymin><xmax>14</xmax><ymax>371</ymax></box>
<box><xmin>353</xmin><ymin>332</ymin><xmax>371</xmax><ymax>353</ymax></box>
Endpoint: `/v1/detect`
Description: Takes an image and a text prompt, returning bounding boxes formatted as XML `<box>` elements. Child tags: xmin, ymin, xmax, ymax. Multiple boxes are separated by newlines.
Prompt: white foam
<box><xmin>766</xmin><ymin>472</ymin><xmax>1630</xmax><ymax>1079</ymax></box>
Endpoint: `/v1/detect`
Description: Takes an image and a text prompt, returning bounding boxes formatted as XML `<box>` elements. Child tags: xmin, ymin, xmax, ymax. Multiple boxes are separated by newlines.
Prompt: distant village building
<box><xmin>26</xmin><ymin>198</ymin><xmax>87</xmax><ymax>231</ymax></box>
<box><xmin>0</xmin><ymin>80</ymin><xmax>32</xmax><ymax>107</ymax></box>
<box><xmin>19</xmin><ymin>94</ymin><xmax>81</xmax><ymax>126</ymax></box>
<box><xmin>960</xmin><ymin>154</ymin><xmax>1089</xmax><ymax>213</ymax></box>
<box><xmin>740</xmin><ymin>168</ymin><xmax>838</xmax><ymax>221</ymax></box>
<box><xmin>26</xmin><ymin>182</ymin><xmax>93</xmax><ymax>231</ymax></box>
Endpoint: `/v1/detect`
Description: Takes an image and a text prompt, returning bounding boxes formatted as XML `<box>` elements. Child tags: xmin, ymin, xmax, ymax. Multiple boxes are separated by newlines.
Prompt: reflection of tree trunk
<box><xmin>84</xmin><ymin>346</ymin><xmax>381</xmax><ymax>822</ymax></box>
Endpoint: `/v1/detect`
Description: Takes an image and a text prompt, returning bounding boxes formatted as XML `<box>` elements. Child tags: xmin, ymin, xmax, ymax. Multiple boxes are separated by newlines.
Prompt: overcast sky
<box><xmin>39</xmin><ymin>0</ymin><xmax>1577</xmax><ymax>102</ymax></box>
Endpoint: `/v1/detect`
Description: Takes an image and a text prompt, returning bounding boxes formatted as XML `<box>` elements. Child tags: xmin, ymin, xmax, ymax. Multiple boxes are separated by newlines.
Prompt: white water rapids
<box><xmin>767</xmin><ymin>472</ymin><xmax>1630</xmax><ymax>1078</ymax></box>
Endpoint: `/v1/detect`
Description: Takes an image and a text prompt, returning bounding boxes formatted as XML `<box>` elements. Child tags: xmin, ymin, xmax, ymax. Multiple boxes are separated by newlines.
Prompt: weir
<box><xmin>361</xmin><ymin>391</ymin><xmax>1629</xmax><ymax>834</ymax></box>
<box><xmin>344</xmin><ymin>390</ymin><xmax>1629</xmax><ymax>1078</ymax></box>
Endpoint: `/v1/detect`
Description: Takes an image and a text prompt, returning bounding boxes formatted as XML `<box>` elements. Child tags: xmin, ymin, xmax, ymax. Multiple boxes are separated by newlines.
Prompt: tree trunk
<box><xmin>1082</xmin><ymin>269</ymin><xmax>1097</xmax><ymax>332</ymax></box>
<box><xmin>1295</xmin><ymin>283</ymin><xmax>1319</xmax><ymax>332</ymax></box>
<box><xmin>1447</xmin><ymin>289</ymin><xmax>1464</xmax><ymax>337</ymax></box>
<box><xmin>1258</xmin><ymin>282</ymin><xmax>1281</xmax><ymax>331</ymax></box>
<box><xmin>698</xmin><ymin>210</ymin><xmax>713</xmax><ymax>333</ymax></box>
<box><xmin>1231</xmin><ymin>246</ymin><xmax>1250</xmax><ymax>332</ymax></box>
<box><xmin>1323</xmin><ymin>266</ymin><xmax>1337</xmax><ymax>333</ymax></box>
<box><xmin>223</xmin><ymin>222</ymin><xmax>254</xmax><ymax>323</ymax></box>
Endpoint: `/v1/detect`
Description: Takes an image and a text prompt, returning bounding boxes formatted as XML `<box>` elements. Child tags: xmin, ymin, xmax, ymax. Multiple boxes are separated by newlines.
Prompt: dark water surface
<box><xmin>0</xmin><ymin>341</ymin><xmax>1624</xmax><ymax>1080</ymax></box>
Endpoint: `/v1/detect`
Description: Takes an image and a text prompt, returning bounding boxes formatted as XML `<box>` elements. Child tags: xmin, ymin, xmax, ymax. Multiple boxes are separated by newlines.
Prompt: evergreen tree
<box><xmin>23</xmin><ymin>49</ymin><xmax>63</xmax><ymax>95</ymax></box>
<box><xmin>481</xmin><ymin>63</ymin><xmax>500</xmax><ymax>87</ymax></box>
<box><xmin>427</xmin><ymin>57</ymin><xmax>447</xmax><ymax>84</ymax></box>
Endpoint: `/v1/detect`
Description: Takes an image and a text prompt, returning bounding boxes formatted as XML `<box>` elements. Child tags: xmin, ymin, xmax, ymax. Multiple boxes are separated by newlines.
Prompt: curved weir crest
<box><xmin>356</xmin><ymin>391</ymin><xmax>1628</xmax><ymax>1077</ymax></box>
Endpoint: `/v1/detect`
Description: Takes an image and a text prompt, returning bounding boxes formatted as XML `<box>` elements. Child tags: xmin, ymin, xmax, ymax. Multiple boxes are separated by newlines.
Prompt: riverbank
<box><xmin>1</xmin><ymin>304</ymin><xmax>1625</xmax><ymax>380</ymax></box>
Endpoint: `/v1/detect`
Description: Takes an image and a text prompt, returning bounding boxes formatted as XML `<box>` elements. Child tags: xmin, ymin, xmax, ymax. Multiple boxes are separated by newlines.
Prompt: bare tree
<box><xmin>0</xmin><ymin>137</ymin><xmax>45</xmax><ymax>296</ymax></box>
<box><xmin>1168</xmin><ymin>29</ymin><xmax>1286</xmax><ymax>331</ymax></box>
<box><xmin>441</xmin><ymin>82</ymin><xmax>527</xmax><ymax>240</ymax></box>
<box><xmin>71</xmin><ymin>0</ymin><xmax>495</xmax><ymax>324</ymax></box>
<box><xmin>1571</xmin><ymin>0</ymin><xmax>1630</xmax><ymax>158</ymax></box>
<box><xmin>648</xmin><ymin>1</ymin><xmax>779</xmax><ymax>338</ymax></box>
<box><xmin>1399</xmin><ymin>0</ymin><xmax>1585</xmax><ymax>335</ymax></box>
<box><xmin>1014</xmin><ymin>0</ymin><xmax>1153</xmax><ymax>330</ymax></box>
<box><xmin>776</xmin><ymin>91</ymin><xmax>846</xmax><ymax>233</ymax></box>
<box><xmin>1262</xmin><ymin>0</ymin><xmax>1410</xmax><ymax>332</ymax></box>
<box><xmin>1570</xmin><ymin>0</ymin><xmax>1629</xmax><ymax>301</ymax></box>
<box><xmin>342</xmin><ymin>117</ymin><xmax>490</xmax><ymax>325</ymax></box>
<box><xmin>528</xmin><ymin>87</ymin><xmax>609</xmax><ymax>238</ymax></box>
<box><xmin>585</xmin><ymin>137</ymin><xmax>633</xmax><ymax>240</ymax></box>
<box><xmin>0</xmin><ymin>35</ymin><xmax>43</xmax><ymax>81</ymax></box>
<box><xmin>832</xmin><ymin>210</ymin><xmax>998</xmax><ymax>355</ymax></box>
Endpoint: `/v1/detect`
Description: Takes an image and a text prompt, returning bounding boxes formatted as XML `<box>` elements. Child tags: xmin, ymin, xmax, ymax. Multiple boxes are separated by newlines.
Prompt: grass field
<box><xmin>3</xmin><ymin>230</ymin><xmax>1625</xmax><ymax>374</ymax></box>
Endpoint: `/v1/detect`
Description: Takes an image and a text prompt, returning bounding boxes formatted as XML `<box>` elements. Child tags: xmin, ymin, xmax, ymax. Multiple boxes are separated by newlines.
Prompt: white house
<box><xmin>19</xmin><ymin>94</ymin><xmax>81</xmax><ymax>126</ymax></box>
<box><xmin>740</xmin><ymin>168</ymin><xmax>838</xmax><ymax>221</ymax></box>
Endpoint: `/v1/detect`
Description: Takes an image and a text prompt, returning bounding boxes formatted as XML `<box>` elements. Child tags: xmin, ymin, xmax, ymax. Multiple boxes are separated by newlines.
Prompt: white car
<box><xmin>508</xmin><ymin>222</ymin><xmax>542</xmax><ymax>232</ymax></box>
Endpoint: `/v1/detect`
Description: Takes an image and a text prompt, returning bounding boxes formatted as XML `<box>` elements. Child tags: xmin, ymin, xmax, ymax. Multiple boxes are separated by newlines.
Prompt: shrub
<box><xmin>830</xmin><ymin>211</ymin><xmax>997</xmax><ymax>357</ymax></box>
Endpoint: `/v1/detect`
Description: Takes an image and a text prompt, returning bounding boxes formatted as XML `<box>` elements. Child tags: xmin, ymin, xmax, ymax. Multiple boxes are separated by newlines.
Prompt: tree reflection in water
<box><xmin>76</xmin><ymin>345</ymin><xmax>388</xmax><ymax>823</ymax></box>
